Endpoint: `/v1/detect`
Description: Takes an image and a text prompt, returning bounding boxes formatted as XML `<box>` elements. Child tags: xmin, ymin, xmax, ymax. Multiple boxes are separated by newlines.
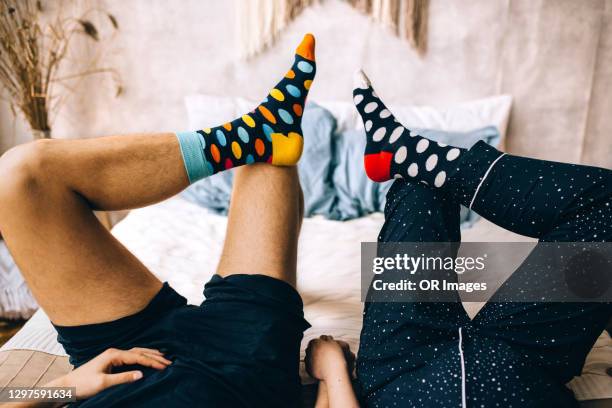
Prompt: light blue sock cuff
<box><xmin>176</xmin><ymin>131</ymin><xmax>213</xmax><ymax>183</ymax></box>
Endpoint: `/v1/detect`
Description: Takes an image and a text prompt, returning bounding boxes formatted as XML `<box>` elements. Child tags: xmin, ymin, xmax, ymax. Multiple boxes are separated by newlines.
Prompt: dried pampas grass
<box><xmin>0</xmin><ymin>0</ymin><xmax>120</xmax><ymax>138</ymax></box>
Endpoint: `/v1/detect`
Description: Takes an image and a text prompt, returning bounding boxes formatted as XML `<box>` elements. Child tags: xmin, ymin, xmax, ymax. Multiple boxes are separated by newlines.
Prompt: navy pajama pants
<box><xmin>357</xmin><ymin>141</ymin><xmax>612</xmax><ymax>408</ymax></box>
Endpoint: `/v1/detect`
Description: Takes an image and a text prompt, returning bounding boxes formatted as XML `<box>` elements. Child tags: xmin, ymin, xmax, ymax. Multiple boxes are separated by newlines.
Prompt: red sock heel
<box><xmin>364</xmin><ymin>152</ymin><xmax>393</xmax><ymax>182</ymax></box>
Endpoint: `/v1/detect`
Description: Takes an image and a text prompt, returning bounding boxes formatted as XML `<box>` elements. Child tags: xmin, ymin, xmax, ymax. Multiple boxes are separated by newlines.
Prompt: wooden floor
<box><xmin>0</xmin><ymin>319</ymin><xmax>25</xmax><ymax>347</ymax></box>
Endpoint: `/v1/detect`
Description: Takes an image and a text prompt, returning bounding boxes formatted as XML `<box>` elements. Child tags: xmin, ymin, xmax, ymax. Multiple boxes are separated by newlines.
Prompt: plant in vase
<box><xmin>0</xmin><ymin>0</ymin><xmax>121</xmax><ymax>139</ymax></box>
<box><xmin>0</xmin><ymin>0</ymin><xmax>122</xmax><ymax>320</ymax></box>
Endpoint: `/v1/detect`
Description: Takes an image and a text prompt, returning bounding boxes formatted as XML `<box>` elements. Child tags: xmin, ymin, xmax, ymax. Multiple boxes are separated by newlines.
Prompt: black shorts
<box><xmin>54</xmin><ymin>274</ymin><xmax>310</xmax><ymax>408</ymax></box>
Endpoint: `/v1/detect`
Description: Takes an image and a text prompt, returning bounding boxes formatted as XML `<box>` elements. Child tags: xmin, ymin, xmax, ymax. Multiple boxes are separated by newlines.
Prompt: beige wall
<box><xmin>1</xmin><ymin>0</ymin><xmax>610</xmax><ymax>167</ymax></box>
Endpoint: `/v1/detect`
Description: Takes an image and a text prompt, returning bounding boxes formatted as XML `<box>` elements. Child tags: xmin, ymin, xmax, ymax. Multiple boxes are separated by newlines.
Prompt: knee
<box><xmin>0</xmin><ymin>139</ymin><xmax>56</xmax><ymax>204</ymax></box>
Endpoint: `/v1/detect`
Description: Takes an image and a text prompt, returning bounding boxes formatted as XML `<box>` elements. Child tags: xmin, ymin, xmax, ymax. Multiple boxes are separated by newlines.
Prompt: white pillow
<box><xmin>319</xmin><ymin>94</ymin><xmax>513</xmax><ymax>149</ymax></box>
<box><xmin>184</xmin><ymin>94</ymin><xmax>513</xmax><ymax>149</ymax></box>
<box><xmin>184</xmin><ymin>95</ymin><xmax>255</xmax><ymax>130</ymax></box>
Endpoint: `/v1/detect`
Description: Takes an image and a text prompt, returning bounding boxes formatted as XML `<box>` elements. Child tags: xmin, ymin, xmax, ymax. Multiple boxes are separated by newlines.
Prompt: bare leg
<box><xmin>217</xmin><ymin>163</ymin><xmax>303</xmax><ymax>286</ymax></box>
<box><xmin>0</xmin><ymin>135</ymin><xmax>188</xmax><ymax>326</ymax></box>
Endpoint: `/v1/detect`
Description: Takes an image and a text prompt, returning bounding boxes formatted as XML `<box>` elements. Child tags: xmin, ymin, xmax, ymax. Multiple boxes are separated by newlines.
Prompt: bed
<box><xmin>1</xmin><ymin>95</ymin><xmax>610</xmax><ymax>406</ymax></box>
<box><xmin>1</xmin><ymin>195</ymin><xmax>611</xmax><ymax>406</ymax></box>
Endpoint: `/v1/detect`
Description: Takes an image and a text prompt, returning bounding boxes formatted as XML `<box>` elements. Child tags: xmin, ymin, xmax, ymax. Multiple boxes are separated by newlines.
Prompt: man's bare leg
<box><xmin>0</xmin><ymin>135</ymin><xmax>189</xmax><ymax>326</ymax></box>
<box><xmin>217</xmin><ymin>163</ymin><xmax>303</xmax><ymax>286</ymax></box>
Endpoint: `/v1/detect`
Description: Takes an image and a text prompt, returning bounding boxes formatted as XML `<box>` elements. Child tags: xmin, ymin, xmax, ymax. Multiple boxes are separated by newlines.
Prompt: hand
<box><xmin>305</xmin><ymin>335</ymin><xmax>355</xmax><ymax>381</ymax></box>
<box><xmin>47</xmin><ymin>347</ymin><xmax>171</xmax><ymax>400</ymax></box>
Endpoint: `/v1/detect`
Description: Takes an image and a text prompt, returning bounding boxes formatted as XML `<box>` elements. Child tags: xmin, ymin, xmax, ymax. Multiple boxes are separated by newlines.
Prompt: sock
<box><xmin>176</xmin><ymin>34</ymin><xmax>316</xmax><ymax>183</ymax></box>
<box><xmin>353</xmin><ymin>70</ymin><xmax>465</xmax><ymax>188</ymax></box>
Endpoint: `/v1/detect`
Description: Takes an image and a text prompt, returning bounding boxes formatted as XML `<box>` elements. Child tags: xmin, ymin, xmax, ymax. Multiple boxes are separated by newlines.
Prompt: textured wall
<box><xmin>0</xmin><ymin>0</ymin><xmax>610</xmax><ymax>167</ymax></box>
<box><xmin>583</xmin><ymin>1</ymin><xmax>612</xmax><ymax>167</ymax></box>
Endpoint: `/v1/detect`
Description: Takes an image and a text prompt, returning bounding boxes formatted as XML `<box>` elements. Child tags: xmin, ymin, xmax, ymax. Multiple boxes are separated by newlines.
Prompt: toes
<box><xmin>296</xmin><ymin>33</ymin><xmax>316</xmax><ymax>61</ymax></box>
<box><xmin>353</xmin><ymin>69</ymin><xmax>371</xmax><ymax>90</ymax></box>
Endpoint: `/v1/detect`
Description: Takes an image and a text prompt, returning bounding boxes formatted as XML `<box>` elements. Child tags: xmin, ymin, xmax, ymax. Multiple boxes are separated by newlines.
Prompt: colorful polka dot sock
<box><xmin>353</xmin><ymin>70</ymin><xmax>465</xmax><ymax>188</ymax></box>
<box><xmin>176</xmin><ymin>34</ymin><xmax>316</xmax><ymax>183</ymax></box>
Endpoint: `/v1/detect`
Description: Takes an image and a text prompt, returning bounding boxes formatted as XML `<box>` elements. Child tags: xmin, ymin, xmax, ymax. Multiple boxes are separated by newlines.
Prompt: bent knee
<box><xmin>0</xmin><ymin>139</ymin><xmax>57</xmax><ymax>202</ymax></box>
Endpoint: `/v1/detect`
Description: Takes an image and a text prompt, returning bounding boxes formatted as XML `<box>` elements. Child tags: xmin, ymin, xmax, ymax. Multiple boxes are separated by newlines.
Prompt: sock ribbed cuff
<box><xmin>176</xmin><ymin>131</ymin><xmax>213</xmax><ymax>183</ymax></box>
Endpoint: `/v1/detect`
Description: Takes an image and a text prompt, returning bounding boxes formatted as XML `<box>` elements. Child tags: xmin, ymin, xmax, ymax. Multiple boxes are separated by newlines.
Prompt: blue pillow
<box><xmin>329</xmin><ymin>129</ymin><xmax>386</xmax><ymax>220</ymax></box>
<box><xmin>330</xmin><ymin>126</ymin><xmax>501</xmax><ymax>228</ymax></box>
<box><xmin>412</xmin><ymin>126</ymin><xmax>501</xmax><ymax>150</ymax></box>
<box><xmin>181</xmin><ymin>102</ymin><xmax>338</xmax><ymax>217</ymax></box>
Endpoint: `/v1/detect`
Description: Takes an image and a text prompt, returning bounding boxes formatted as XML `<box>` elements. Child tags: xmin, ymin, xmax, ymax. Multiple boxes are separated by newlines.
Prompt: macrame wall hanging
<box><xmin>235</xmin><ymin>0</ymin><xmax>429</xmax><ymax>59</ymax></box>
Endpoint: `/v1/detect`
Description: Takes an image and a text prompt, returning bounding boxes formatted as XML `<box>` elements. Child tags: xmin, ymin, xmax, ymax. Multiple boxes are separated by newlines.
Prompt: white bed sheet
<box><xmin>2</xmin><ymin>196</ymin><xmax>610</xmax><ymax>399</ymax></box>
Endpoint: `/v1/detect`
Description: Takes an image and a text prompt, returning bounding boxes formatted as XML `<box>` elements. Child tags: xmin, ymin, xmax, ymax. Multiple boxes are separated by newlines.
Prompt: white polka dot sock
<box><xmin>353</xmin><ymin>69</ymin><xmax>465</xmax><ymax>188</ymax></box>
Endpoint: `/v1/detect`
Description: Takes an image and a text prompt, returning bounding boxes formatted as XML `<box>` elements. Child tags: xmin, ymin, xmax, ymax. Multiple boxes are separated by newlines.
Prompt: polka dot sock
<box><xmin>353</xmin><ymin>70</ymin><xmax>465</xmax><ymax>188</ymax></box>
<box><xmin>176</xmin><ymin>34</ymin><xmax>316</xmax><ymax>183</ymax></box>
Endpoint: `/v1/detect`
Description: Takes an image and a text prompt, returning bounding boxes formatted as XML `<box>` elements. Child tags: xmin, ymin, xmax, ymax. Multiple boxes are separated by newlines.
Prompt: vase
<box><xmin>31</xmin><ymin>129</ymin><xmax>51</xmax><ymax>139</ymax></box>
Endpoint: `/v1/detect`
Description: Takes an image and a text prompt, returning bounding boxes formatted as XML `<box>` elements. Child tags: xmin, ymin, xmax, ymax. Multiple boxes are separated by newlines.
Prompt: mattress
<box><xmin>1</xmin><ymin>196</ymin><xmax>610</xmax><ymax>400</ymax></box>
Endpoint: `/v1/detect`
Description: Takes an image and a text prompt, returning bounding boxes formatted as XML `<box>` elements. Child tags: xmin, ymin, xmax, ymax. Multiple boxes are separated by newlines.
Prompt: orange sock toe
<box><xmin>296</xmin><ymin>33</ymin><xmax>316</xmax><ymax>61</ymax></box>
